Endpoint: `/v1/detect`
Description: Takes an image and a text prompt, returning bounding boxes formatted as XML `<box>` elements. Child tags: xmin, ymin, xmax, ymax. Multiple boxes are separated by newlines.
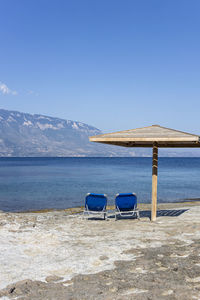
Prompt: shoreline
<box><xmin>3</xmin><ymin>198</ymin><xmax>200</xmax><ymax>214</ymax></box>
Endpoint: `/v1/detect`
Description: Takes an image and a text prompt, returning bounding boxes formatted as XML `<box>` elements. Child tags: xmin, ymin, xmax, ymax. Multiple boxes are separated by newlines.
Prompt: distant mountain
<box><xmin>0</xmin><ymin>109</ymin><xmax>143</xmax><ymax>157</ymax></box>
<box><xmin>0</xmin><ymin>109</ymin><xmax>199</xmax><ymax>157</ymax></box>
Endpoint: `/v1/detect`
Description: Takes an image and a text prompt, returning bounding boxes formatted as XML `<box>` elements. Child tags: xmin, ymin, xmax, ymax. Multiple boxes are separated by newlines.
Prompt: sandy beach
<box><xmin>0</xmin><ymin>202</ymin><xmax>200</xmax><ymax>299</ymax></box>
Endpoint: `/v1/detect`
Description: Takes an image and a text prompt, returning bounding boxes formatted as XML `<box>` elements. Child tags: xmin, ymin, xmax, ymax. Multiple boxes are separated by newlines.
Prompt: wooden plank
<box><xmin>89</xmin><ymin>140</ymin><xmax>200</xmax><ymax>148</ymax></box>
<box><xmin>89</xmin><ymin>137</ymin><xmax>199</xmax><ymax>142</ymax></box>
<box><xmin>151</xmin><ymin>143</ymin><xmax>158</xmax><ymax>221</ymax></box>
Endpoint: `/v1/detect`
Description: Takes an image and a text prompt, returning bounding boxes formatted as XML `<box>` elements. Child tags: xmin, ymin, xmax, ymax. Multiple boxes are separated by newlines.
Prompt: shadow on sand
<box><xmin>85</xmin><ymin>209</ymin><xmax>189</xmax><ymax>220</ymax></box>
<box><xmin>140</xmin><ymin>209</ymin><xmax>188</xmax><ymax>219</ymax></box>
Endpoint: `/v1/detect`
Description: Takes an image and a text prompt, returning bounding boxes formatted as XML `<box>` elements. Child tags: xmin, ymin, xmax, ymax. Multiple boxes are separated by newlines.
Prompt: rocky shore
<box><xmin>0</xmin><ymin>202</ymin><xmax>200</xmax><ymax>299</ymax></box>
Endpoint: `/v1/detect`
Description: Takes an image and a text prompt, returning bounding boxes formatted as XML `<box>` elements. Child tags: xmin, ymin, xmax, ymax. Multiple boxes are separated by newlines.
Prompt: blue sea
<box><xmin>0</xmin><ymin>157</ymin><xmax>200</xmax><ymax>212</ymax></box>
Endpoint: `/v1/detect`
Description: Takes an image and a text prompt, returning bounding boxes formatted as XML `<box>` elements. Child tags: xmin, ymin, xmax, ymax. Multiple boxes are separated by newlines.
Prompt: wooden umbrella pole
<box><xmin>151</xmin><ymin>143</ymin><xmax>158</xmax><ymax>221</ymax></box>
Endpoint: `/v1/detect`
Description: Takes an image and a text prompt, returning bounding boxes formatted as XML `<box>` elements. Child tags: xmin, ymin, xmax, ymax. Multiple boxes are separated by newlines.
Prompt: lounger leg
<box><xmin>83</xmin><ymin>211</ymin><xmax>89</xmax><ymax>220</ymax></box>
<box><xmin>137</xmin><ymin>211</ymin><xmax>140</xmax><ymax>220</ymax></box>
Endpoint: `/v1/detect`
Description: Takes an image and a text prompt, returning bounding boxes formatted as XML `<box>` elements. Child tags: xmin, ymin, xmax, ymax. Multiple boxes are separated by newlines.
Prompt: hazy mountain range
<box><xmin>0</xmin><ymin>109</ymin><xmax>199</xmax><ymax>157</ymax></box>
<box><xmin>0</xmin><ymin>109</ymin><xmax>137</xmax><ymax>157</ymax></box>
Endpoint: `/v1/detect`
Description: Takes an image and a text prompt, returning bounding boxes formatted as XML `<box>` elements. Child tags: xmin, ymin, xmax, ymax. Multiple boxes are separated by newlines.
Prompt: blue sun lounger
<box><xmin>115</xmin><ymin>193</ymin><xmax>140</xmax><ymax>220</ymax></box>
<box><xmin>83</xmin><ymin>193</ymin><xmax>108</xmax><ymax>220</ymax></box>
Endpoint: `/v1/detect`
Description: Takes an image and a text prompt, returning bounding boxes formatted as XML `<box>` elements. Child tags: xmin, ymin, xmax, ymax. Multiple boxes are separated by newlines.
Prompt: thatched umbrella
<box><xmin>89</xmin><ymin>125</ymin><xmax>200</xmax><ymax>221</ymax></box>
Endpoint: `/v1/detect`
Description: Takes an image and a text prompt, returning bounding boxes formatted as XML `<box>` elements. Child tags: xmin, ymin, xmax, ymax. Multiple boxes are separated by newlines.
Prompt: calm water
<box><xmin>0</xmin><ymin>157</ymin><xmax>200</xmax><ymax>212</ymax></box>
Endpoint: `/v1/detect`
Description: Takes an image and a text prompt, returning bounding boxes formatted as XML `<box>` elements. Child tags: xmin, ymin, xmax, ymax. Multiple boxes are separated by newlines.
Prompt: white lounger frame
<box><xmin>115</xmin><ymin>193</ymin><xmax>140</xmax><ymax>221</ymax></box>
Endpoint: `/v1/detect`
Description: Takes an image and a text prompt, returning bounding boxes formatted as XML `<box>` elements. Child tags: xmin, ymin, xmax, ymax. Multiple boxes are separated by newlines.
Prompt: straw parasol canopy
<box><xmin>89</xmin><ymin>125</ymin><xmax>200</xmax><ymax>221</ymax></box>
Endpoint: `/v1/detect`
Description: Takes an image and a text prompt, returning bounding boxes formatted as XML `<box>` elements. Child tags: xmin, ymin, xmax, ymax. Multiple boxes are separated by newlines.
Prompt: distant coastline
<box><xmin>0</xmin><ymin>109</ymin><xmax>200</xmax><ymax>157</ymax></box>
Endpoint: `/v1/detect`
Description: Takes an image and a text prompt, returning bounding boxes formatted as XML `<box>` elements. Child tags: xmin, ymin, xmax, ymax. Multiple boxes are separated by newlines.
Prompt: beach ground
<box><xmin>0</xmin><ymin>202</ymin><xmax>200</xmax><ymax>300</ymax></box>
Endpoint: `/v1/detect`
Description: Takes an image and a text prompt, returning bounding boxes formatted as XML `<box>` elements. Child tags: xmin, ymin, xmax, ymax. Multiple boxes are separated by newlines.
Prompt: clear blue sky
<box><xmin>0</xmin><ymin>0</ymin><xmax>200</xmax><ymax>133</ymax></box>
